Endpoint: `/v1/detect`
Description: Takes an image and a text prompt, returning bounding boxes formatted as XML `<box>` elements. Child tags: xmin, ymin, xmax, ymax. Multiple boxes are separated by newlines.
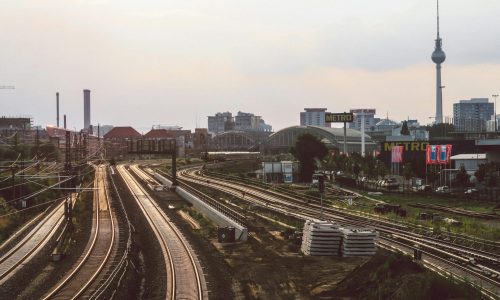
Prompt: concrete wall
<box><xmin>154</xmin><ymin>172</ymin><xmax>248</xmax><ymax>241</ymax></box>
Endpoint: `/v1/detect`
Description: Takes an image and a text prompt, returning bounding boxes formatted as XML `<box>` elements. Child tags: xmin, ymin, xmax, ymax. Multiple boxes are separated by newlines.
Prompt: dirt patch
<box><xmin>209</xmin><ymin>211</ymin><xmax>368</xmax><ymax>299</ymax></box>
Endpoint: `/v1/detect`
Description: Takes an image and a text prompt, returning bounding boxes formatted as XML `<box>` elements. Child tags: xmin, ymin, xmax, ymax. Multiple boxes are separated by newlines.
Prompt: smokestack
<box><xmin>64</xmin><ymin>114</ymin><xmax>67</xmax><ymax>129</ymax></box>
<box><xmin>56</xmin><ymin>92</ymin><xmax>60</xmax><ymax>128</ymax></box>
<box><xmin>83</xmin><ymin>89</ymin><xmax>91</xmax><ymax>132</ymax></box>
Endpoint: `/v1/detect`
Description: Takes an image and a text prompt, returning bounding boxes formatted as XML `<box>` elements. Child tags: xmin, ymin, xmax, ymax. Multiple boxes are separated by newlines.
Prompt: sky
<box><xmin>1</xmin><ymin>0</ymin><xmax>500</xmax><ymax>133</ymax></box>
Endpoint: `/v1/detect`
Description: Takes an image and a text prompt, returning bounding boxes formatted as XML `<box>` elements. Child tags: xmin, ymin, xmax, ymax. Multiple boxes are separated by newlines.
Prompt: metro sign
<box><xmin>325</xmin><ymin>113</ymin><xmax>354</xmax><ymax>123</ymax></box>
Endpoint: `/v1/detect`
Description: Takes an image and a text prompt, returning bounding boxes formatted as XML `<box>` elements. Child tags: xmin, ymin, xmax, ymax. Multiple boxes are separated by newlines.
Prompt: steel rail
<box><xmin>127</xmin><ymin>165</ymin><xmax>204</xmax><ymax>300</ymax></box>
<box><xmin>191</xmin><ymin>168</ymin><xmax>500</xmax><ymax>261</ymax></box>
<box><xmin>42</xmin><ymin>165</ymin><xmax>115</xmax><ymax>300</ymax></box>
<box><xmin>206</xmin><ymin>168</ymin><xmax>500</xmax><ymax>249</ymax></box>
<box><xmin>178</xmin><ymin>166</ymin><xmax>500</xmax><ymax>295</ymax></box>
<box><xmin>0</xmin><ymin>201</ymin><xmax>65</xmax><ymax>283</ymax></box>
<box><xmin>88</xmin><ymin>165</ymin><xmax>133</xmax><ymax>299</ymax></box>
<box><xmin>117</xmin><ymin>164</ymin><xmax>176</xmax><ymax>299</ymax></box>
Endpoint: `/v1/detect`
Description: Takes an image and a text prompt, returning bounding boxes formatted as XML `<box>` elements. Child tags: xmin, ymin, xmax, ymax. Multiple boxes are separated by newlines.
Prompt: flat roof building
<box><xmin>300</xmin><ymin>108</ymin><xmax>331</xmax><ymax>128</ymax></box>
<box><xmin>453</xmin><ymin>98</ymin><xmax>494</xmax><ymax>132</ymax></box>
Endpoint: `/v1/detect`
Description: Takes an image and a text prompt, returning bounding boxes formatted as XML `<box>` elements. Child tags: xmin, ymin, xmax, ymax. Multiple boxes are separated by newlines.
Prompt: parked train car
<box><xmin>201</xmin><ymin>151</ymin><xmax>261</xmax><ymax>162</ymax></box>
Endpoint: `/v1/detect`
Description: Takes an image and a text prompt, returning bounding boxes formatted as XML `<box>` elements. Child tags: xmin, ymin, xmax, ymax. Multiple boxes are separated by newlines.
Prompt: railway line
<box><xmin>0</xmin><ymin>198</ymin><xmax>69</xmax><ymax>285</ymax></box>
<box><xmin>175</xmin><ymin>165</ymin><xmax>500</xmax><ymax>298</ymax></box>
<box><xmin>117</xmin><ymin>164</ymin><xmax>206</xmax><ymax>300</ymax></box>
<box><xmin>203</xmin><ymin>169</ymin><xmax>500</xmax><ymax>254</ymax></box>
<box><xmin>42</xmin><ymin>164</ymin><xmax>116</xmax><ymax>299</ymax></box>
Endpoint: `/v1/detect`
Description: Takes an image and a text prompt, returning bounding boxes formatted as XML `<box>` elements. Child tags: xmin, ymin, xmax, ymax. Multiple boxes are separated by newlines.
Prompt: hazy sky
<box><xmin>1</xmin><ymin>0</ymin><xmax>499</xmax><ymax>132</ymax></box>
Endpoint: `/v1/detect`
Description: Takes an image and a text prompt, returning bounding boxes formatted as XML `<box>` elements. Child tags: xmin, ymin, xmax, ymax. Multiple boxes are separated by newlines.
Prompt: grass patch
<box><xmin>184</xmin><ymin>205</ymin><xmax>217</xmax><ymax>237</ymax></box>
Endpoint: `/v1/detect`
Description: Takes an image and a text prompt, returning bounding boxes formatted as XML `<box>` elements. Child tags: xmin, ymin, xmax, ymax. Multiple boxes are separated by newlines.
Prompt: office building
<box><xmin>453</xmin><ymin>98</ymin><xmax>494</xmax><ymax>132</ymax></box>
<box><xmin>208</xmin><ymin>112</ymin><xmax>233</xmax><ymax>134</ymax></box>
<box><xmin>348</xmin><ymin>109</ymin><xmax>379</xmax><ymax>131</ymax></box>
<box><xmin>234</xmin><ymin>111</ymin><xmax>272</xmax><ymax>132</ymax></box>
<box><xmin>300</xmin><ymin>108</ymin><xmax>331</xmax><ymax>127</ymax></box>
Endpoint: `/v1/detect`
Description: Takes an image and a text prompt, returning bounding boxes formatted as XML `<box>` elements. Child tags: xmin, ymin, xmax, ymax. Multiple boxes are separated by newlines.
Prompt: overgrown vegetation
<box><xmin>331</xmin><ymin>251</ymin><xmax>482</xmax><ymax>300</ymax></box>
<box><xmin>290</xmin><ymin>133</ymin><xmax>329</xmax><ymax>182</ymax></box>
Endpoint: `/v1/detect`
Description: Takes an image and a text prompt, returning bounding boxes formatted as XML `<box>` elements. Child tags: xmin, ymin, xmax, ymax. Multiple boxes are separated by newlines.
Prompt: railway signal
<box><xmin>318</xmin><ymin>174</ymin><xmax>325</xmax><ymax>219</ymax></box>
<box><xmin>128</xmin><ymin>139</ymin><xmax>178</xmax><ymax>187</ymax></box>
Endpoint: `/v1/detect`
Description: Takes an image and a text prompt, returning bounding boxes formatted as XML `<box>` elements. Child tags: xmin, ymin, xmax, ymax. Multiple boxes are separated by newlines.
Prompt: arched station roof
<box><xmin>266</xmin><ymin>125</ymin><xmax>375</xmax><ymax>153</ymax></box>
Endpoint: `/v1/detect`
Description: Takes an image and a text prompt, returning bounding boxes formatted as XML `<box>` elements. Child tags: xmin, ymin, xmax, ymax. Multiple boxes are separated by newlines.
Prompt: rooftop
<box><xmin>450</xmin><ymin>154</ymin><xmax>487</xmax><ymax>160</ymax></box>
<box><xmin>104</xmin><ymin>126</ymin><xmax>141</xmax><ymax>139</ymax></box>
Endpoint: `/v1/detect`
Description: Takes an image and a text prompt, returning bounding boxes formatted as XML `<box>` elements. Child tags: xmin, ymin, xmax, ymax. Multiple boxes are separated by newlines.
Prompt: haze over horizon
<box><xmin>1</xmin><ymin>0</ymin><xmax>499</xmax><ymax>132</ymax></box>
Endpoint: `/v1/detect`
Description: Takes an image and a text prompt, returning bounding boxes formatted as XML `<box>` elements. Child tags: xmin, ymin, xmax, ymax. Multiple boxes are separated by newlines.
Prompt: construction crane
<box><xmin>0</xmin><ymin>86</ymin><xmax>15</xmax><ymax>89</ymax></box>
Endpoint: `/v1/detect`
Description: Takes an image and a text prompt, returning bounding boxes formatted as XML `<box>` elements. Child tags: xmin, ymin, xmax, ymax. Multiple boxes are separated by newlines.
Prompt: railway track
<box><xmin>117</xmin><ymin>164</ymin><xmax>206</xmax><ymax>300</ymax></box>
<box><xmin>0</xmin><ymin>199</ymin><xmax>68</xmax><ymax>285</ymax></box>
<box><xmin>176</xmin><ymin>166</ymin><xmax>500</xmax><ymax>298</ymax></box>
<box><xmin>203</xmin><ymin>169</ymin><xmax>500</xmax><ymax>254</ymax></box>
<box><xmin>43</xmin><ymin>164</ymin><xmax>116</xmax><ymax>299</ymax></box>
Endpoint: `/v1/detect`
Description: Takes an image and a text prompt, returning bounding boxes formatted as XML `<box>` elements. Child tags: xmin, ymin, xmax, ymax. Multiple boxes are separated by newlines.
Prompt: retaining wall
<box><xmin>154</xmin><ymin>172</ymin><xmax>248</xmax><ymax>241</ymax></box>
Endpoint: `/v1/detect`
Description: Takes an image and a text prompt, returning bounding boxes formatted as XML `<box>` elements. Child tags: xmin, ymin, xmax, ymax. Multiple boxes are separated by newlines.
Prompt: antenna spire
<box><xmin>437</xmin><ymin>0</ymin><xmax>440</xmax><ymax>39</ymax></box>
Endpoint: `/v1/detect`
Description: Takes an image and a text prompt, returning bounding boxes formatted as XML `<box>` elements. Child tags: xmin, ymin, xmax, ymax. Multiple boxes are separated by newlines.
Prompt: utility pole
<box><xmin>493</xmin><ymin>94</ymin><xmax>498</xmax><ymax>134</ymax></box>
<box><xmin>64</xmin><ymin>131</ymin><xmax>73</xmax><ymax>230</ymax></box>
<box><xmin>318</xmin><ymin>174</ymin><xmax>325</xmax><ymax>219</ymax></box>
<box><xmin>171</xmin><ymin>139</ymin><xmax>177</xmax><ymax>186</ymax></box>
<box><xmin>83</xmin><ymin>132</ymin><xmax>88</xmax><ymax>161</ymax></box>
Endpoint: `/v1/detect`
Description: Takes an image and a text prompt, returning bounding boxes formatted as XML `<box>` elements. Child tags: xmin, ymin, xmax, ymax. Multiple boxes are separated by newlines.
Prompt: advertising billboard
<box><xmin>325</xmin><ymin>113</ymin><xmax>354</xmax><ymax>123</ymax></box>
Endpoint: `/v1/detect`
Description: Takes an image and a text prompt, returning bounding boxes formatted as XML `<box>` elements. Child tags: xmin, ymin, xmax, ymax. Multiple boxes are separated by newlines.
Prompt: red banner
<box><xmin>391</xmin><ymin>145</ymin><xmax>404</xmax><ymax>163</ymax></box>
<box><xmin>426</xmin><ymin>144</ymin><xmax>452</xmax><ymax>165</ymax></box>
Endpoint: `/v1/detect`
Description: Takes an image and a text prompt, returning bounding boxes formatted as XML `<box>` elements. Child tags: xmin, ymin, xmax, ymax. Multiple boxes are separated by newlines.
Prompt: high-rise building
<box><xmin>208</xmin><ymin>112</ymin><xmax>233</xmax><ymax>134</ymax></box>
<box><xmin>486</xmin><ymin>114</ymin><xmax>500</xmax><ymax>132</ymax></box>
<box><xmin>348</xmin><ymin>109</ymin><xmax>379</xmax><ymax>131</ymax></box>
<box><xmin>453</xmin><ymin>98</ymin><xmax>494</xmax><ymax>132</ymax></box>
<box><xmin>83</xmin><ymin>89</ymin><xmax>91</xmax><ymax>133</ymax></box>
<box><xmin>208</xmin><ymin>111</ymin><xmax>272</xmax><ymax>134</ymax></box>
<box><xmin>300</xmin><ymin>108</ymin><xmax>331</xmax><ymax>127</ymax></box>
<box><xmin>431</xmin><ymin>0</ymin><xmax>446</xmax><ymax>124</ymax></box>
<box><xmin>234</xmin><ymin>111</ymin><xmax>272</xmax><ymax>132</ymax></box>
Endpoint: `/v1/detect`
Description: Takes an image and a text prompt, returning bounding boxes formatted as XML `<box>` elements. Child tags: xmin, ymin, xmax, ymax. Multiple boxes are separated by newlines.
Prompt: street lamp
<box><xmin>493</xmin><ymin>94</ymin><xmax>499</xmax><ymax>133</ymax></box>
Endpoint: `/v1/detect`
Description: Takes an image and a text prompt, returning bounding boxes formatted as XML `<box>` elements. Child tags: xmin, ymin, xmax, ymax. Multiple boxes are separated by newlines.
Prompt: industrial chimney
<box><xmin>64</xmin><ymin>114</ymin><xmax>67</xmax><ymax>129</ymax></box>
<box><xmin>83</xmin><ymin>89</ymin><xmax>91</xmax><ymax>132</ymax></box>
<box><xmin>56</xmin><ymin>92</ymin><xmax>60</xmax><ymax>128</ymax></box>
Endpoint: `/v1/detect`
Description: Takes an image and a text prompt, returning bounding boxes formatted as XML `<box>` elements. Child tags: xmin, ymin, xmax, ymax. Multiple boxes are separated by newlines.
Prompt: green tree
<box><xmin>403</xmin><ymin>163</ymin><xmax>414</xmax><ymax>179</ymax></box>
<box><xmin>290</xmin><ymin>133</ymin><xmax>328</xmax><ymax>182</ymax></box>
<box><xmin>375</xmin><ymin>160</ymin><xmax>388</xmax><ymax>179</ymax></box>
<box><xmin>402</xmin><ymin>163</ymin><xmax>414</xmax><ymax>192</ymax></box>
<box><xmin>426</xmin><ymin>169</ymin><xmax>438</xmax><ymax>186</ymax></box>
<box><xmin>428</xmin><ymin>123</ymin><xmax>455</xmax><ymax>139</ymax></box>
<box><xmin>362</xmin><ymin>155</ymin><xmax>377</xmax><ymax>179</ymax></box>
<box><xmin>38</xmin><ymin>143</ymin><xmax>58</xmax><ymax>161</ymax></box>
<box><xmin>400</xmin><ymin>121</ymin><xmax>410</xmax><ymax>135</ymax></box>
<box><xmin>352</xmin><ymin>162</ymin><xmax>361</xmax><ymax>179</ymax></box>
<box><xmin>455</xmin><ymin>166</ymin><xmax>470</xmax><ymax>189</ymax></box>
<box><xmin>475</xmin><ymin>164</ymin><xmax>486</xmax><ymax>182</ymax></box>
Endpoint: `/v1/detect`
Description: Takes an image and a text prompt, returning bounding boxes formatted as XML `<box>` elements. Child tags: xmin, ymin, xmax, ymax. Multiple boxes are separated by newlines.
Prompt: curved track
<box><xmin>117</xmin><ymin>164</ymin><xmax>206</xmax><ymax>300</ymax></box>
<box><xmin>177</xmin><ymin>166</ymin><xmax>500</xmax><ymax>298</ymax></box>
<box><xmin>43</xmin><ymin>164</ymin><xmax>115</xmax><ymax>300</ymax></box>
<box><xmin>0</xmin><ymin>200</ymin><xmax>67</xmax><ymax>284</ymax></box>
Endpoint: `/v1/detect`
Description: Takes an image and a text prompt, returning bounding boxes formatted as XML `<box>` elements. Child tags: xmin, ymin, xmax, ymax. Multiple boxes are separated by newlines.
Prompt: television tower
<box><xmin>431</xmin><ymin>0</ymin><xmax>445</xmax><ymax>124</ymax></box>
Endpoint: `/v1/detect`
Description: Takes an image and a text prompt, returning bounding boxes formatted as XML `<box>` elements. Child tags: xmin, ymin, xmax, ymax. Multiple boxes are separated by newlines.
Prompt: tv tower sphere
<box><xmin>432</xmin><ymin>43</ymin><xmax>446</xmax><ymax>64</ymax></box>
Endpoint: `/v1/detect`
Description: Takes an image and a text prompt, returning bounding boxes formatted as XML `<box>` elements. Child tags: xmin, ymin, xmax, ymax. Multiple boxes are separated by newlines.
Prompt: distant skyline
<box><xmin>1</xmin><ymin>0</ymin><xmax>499</xmax><ymax>131</ymax></box>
